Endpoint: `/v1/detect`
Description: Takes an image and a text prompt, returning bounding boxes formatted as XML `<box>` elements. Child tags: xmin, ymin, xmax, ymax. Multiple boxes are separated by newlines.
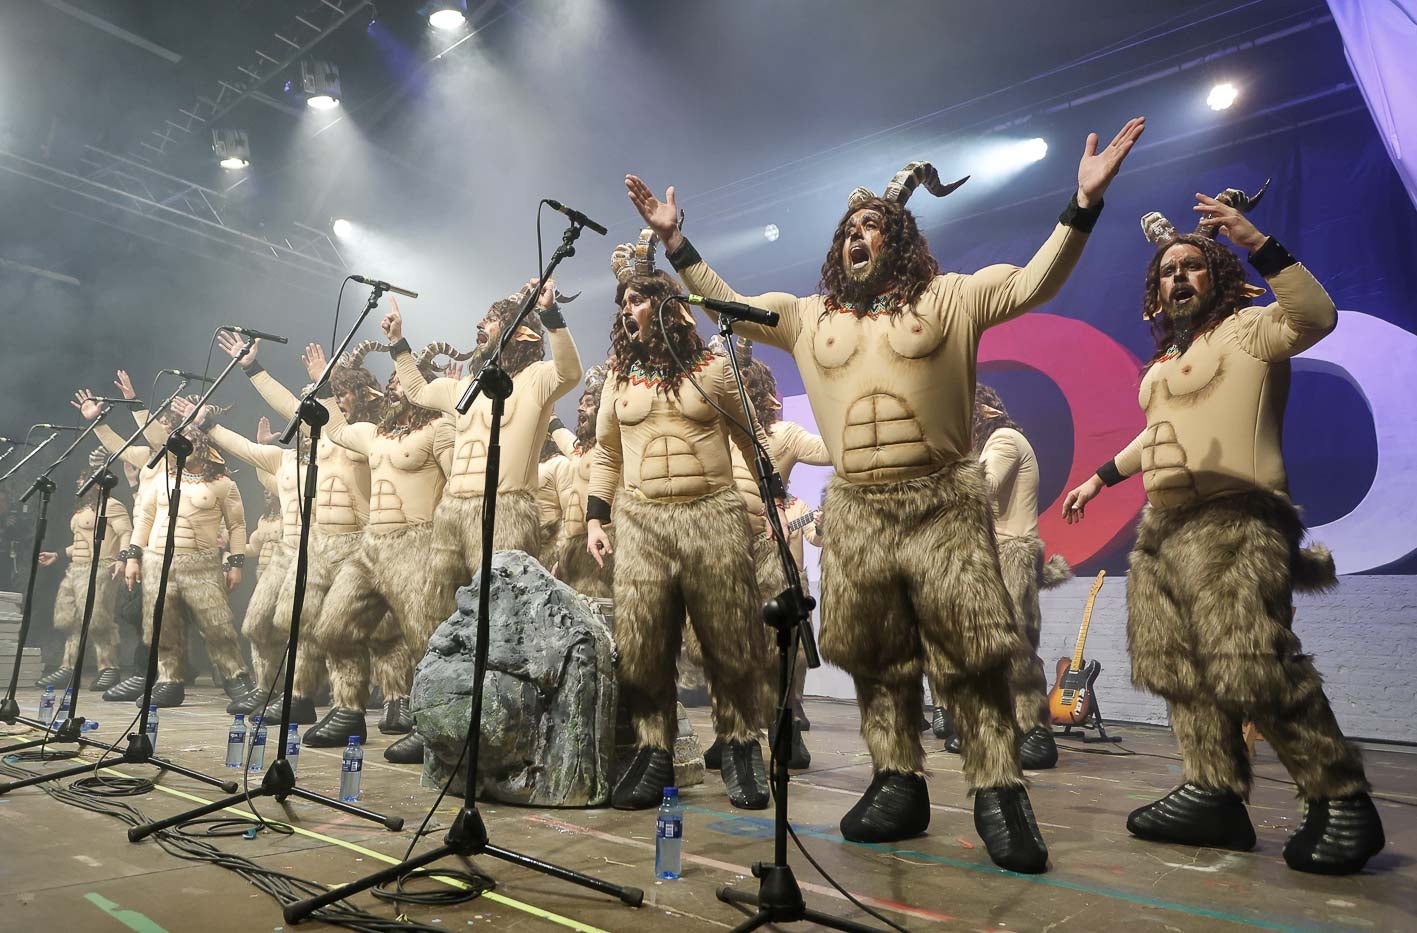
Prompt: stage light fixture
<box><xmin>1207</xmin><ymin>82</ymin><xmax>1239</xmax><ymax>111</ymax></box>
<box><xmin>425</xmin><ymin>1</ymin><xmax>467</xmax><ymax>29</ymax></box>
<box><xmin>332</xmin><ymin>218</ymin><xmax>353</xmax><ymax>238</ymax></box>
<box><xmin>1022</xmin><ymin>138</ymin><xmax>1048</xmax><ymax>162</ymax></box>
<box><xmin>212</xmin><ymin>129</ymin><xmax>251</xmax><ymax>169</ymax></box>
<box><xmin>763</xmin><ymin>224</ymin><xmax>780</xmax><ymax>243</ymax></box>
<box><xmin>301</xmin><ymin>60</ymin><xmax>341</xmax><ymax>110</ymax></box>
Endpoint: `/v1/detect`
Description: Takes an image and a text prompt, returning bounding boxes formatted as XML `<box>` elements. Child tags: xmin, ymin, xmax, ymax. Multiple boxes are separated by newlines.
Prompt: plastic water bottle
<box><xmin>37</xmin><ymin>685</ymin><xmax>55</xmax><ymax>726</ymax></box>
<box><xmin>248</xmin><ymin>715</ymin><xmax>267</xmax><ymax>771</ymax></box>
<box><xmin>81</xmin><ymin>718</ymin><xmax>99</xmax><ymax>733</ymax></box>
<box><xmin>225</xmin><ymin>714</ymin><xmax>247</xmax><ymax>768</ymax></box>
<box><xmin>144</xmin><ymin>705</ymin><xmax>159</xmax><ymax>753</ymax></box>
<box><xmin>53</xmin><ymin>687</ymin><xmax>73</xmax><ymax>727</ymax></box>
<box><xmin>339</xmin><ymin>736</ymin><xmax>363</xmax><ymax>802</ymax></box>
<box><xmin>655</xmin><ymin>786</ymin><xmax>683</xmax><ymax>879</ymax></box>
<box><xmin>284</xmin><ymin>723</ymin><xmax>300</xmax><ymax>776</ymax></box>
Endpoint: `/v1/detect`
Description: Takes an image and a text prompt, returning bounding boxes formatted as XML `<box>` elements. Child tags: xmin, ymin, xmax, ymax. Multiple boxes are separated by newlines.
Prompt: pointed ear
<box><xmin>512</xmin><ymin>325</ymin><xmax>543</xmax><ymax>342</ymax></box>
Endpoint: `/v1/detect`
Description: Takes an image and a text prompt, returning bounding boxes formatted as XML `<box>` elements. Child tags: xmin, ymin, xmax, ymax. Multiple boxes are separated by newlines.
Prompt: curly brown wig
<box><xmin>972</xmin><ymin>383</ymin><xmax>1021</xmax><ymax>454</ymax></box>
<box><xmin>608</xmin><ymin>270</ymin><xmax>707</xmax><ymax>398</ymax></box>
<box><xmin>1143</xmin><ymin>234</ymin><xmax>1254</xmax><ymax>365</ymax></box>
<box><xmin>480</xmin><ymin>298</ymin><xmax>547</xmax><ymax>378</ymax></box>
<box><xmin>742</xmin><ymin>360</ymin><xmax>781</xmax><ymax>428</ymax></box>
<box><xmin>379</xmin><ymin>365</ymin><xmax>444</xmax><ymax>436</ymax></box>
<box><xmin>574</xmin><ymin>375</ymin><xmax>606</xmax><ymax>449</ymax></box>
<box><xmin>330</xmin><ymin>364</ymin><xmax>383</xmax><ymax>424</ymax></box>
<box><xmin>819</xmin><ymin>197</ymin><xmax>939</xmax><ymax>313</ymax></box>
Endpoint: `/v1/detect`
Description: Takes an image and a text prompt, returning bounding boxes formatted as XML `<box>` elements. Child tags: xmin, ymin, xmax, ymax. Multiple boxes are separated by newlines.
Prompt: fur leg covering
<box><xmin>312</xmin><ymin>542</ymin><xmax>389</xmax><ymax>710</ymax></box>
<box><xmin>142</xmin><ymin>550</ymin><xmax>242</xmax><ymax>681</ymax></box>
<box><xmin>538</xmin><ymin>519</ymin><xmax>563</xmax><ymax>571</ymax></box>
<box><xmin>243</xmin><ymin>541</ymin><xmax>292</xmax><ymax>686</ymax></box>
<box><xmin>55</xmin><ymin>561</ymin><xmax>120</xmax><ymax>669</ymax></box>
<box><xmin>430</xmin><ymin>492</ymin><xmax>541</xmax><ymax>590</ymax></box>
<box><xmin>1128</xmin><ymin>491</ymin><xmax>1366</xmax><ymax>799</ymax></box>
<box><xmin>820</xmin><ymin>462</ymin><xmax>1023</xmax><ymax>787</ymax></box>
<box><xmin>613</xmin><ymin>488</ymin><xmax>769</xmax><ymax>749</ymax></box>
<box><xmin>557</xmin><ymin>531</ymin><xmax>614</xmax><ymax>598</ymax></box>
<box><xmin>370</xmin><ymin>614</ymin><xmax>415</xmax><ymax>699</ymax></box>
<box><xmin>282</xmin><ymin>530</ymin><xmax>359</xmax><ymax>700</ymax></box>
<box><xmin>1169</xmin><ymin>699</ymin><xmax>1251</xmax><ymax>796</ymax></box>
<box><xmin>371</xmin><ymin>522</ymin><xmax>451</xmax><ymax>651</ymax></box>
<box><xmin>998</xmin><ymin>535</ymin><xmax>1050</xmax><ymax>734</ymax></box>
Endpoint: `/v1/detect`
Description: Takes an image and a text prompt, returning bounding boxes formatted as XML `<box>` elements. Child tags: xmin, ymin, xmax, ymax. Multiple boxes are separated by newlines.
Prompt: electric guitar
<box><xmin>760</xmin><ymin>505</ymin><xmax>818</xmax><ymax>540</ymax></box>
<box><xmin>1047</xmin><ymin>570</ymin><xmax>1106</xmax><ymax>726</ymax></box>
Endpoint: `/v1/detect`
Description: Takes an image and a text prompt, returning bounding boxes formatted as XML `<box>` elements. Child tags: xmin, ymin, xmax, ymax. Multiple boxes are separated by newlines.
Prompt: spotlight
<box><xmin>332</xmin><ymin>218</ymin><xmax>353</xmax><ymax>238</ymax></box>
<box><xmin>301</xmin><ymin>60</ymin><xmax>341</xmax><ymax>110</ymax></box>
<box><xmin>1022</xmin><ymin>138</ymin><xmax>1048</xmax><ymax>163</ymax></box>
<box><xmin>1207</xmin><ymin>82</ymin><xmax>1239</xmax><ymax>111</ymax></box>
<box><xmin>763</xmin><ymin>224</ymin><xmax>780</xmax><ymax>243</ymax></box>
<box><xmin>424</xmin><ymin>1</ymin><xmax>467</xmax><ymax>29</ymax></box>
<box><xmin>212</xmin><ymin>129</ymin><xmax>250</xmax><ymax>169</ymax></box>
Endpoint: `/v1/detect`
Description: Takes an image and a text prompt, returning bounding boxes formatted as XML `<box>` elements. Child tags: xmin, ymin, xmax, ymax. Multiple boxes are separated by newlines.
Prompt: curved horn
<box><xmin>1197</xmin><ymin>177</ymin><xmax>1272</xmax><ymax>238</ymax></box>
<box><xmin>610</xmin><ymin>227</ymin><xmax>660</xmax><ymax>285</ymax></box>
<box><xmin>846</xmin><ymin>186</ymin><xmax>877</xmax><ymax>210</ymax></box>
<box><xmin>337</xmin><ymin>338</ymin><xmax>389</xmax><ymax>371</ymax></box>
<box><xmin>882</xmin><ymin>161</ymin><xmax>969</xmax><ymax>205</ymax></box>
<box><xmin>418</xmin><ymin>340</ymin><xmax>477</xmax><ymax>369</ymax></box>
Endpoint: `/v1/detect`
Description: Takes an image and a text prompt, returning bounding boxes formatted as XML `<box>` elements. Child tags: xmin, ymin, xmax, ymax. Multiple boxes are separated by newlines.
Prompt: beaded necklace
<box><xmin>826</xmin><ymin>289</ymin><xmax>903</xmax><ymax>317</ymax></box>
<box><xmin>624</xmin><ymin>350</ymin><xmax>714</xmax><ymax>390</ymax></box>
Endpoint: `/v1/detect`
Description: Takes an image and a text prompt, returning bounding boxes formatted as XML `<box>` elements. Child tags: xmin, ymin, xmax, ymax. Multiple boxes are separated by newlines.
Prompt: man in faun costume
<box><xmin>934</xmin><ymin>384</ymin><xmax>1070</xmax><ymax>770</ymax></box>
<box><xmin>627</xmin><ymin>115</ymin><xmax>1142</xmax><ymax>871</ymax></box>
<box><xmin>587</xmin><ymin>231</ymin><xmax>774</xmax><ymax>811</ymax></box>
<box><xmin>535</xmin><ymin>437</ymin><xmax>568</xmax><ymax>570</ymax></box>
<box><xmin>224</xmin><ymin>334</ymin><xmax>417</xmax><ymax>747</ymax></box>
<box><xmin>1062</xmin><ymin>186</ymin><xmax>1385</xmax><ymax>875</ymax></box>
<box><xmin>553</xmin><ymin>363</ymin><xmax>613</xmax><ymax>597</ymax></box>
<box><xmin>35</xmin><ymin>448</ymin><xmax>132</xmax><ymax>692</ymax></box>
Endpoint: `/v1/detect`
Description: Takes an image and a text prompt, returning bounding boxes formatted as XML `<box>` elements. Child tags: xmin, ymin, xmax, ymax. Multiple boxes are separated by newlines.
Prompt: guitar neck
<box><xmin>1070</xmin><ymin>571</ymin><xmax>1106</xmax><ymax>672</ymax></box>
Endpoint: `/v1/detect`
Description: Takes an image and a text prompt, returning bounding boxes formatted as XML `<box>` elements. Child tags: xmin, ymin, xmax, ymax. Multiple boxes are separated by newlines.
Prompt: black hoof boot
<box><xmin>104</xmin><ymin>674</ymin><xmax>146</xmax><ymax>702</ymax></box>
<box><xmin>975</xmin><ymin>785</ymin><xmax>1049</xmax><ymax>873</ymax></box>
<box><xmin>302</xmin><ymin>706</ymin><xmax>367</xmax><ymax>748</ymax></box>
<box><xmin>144</xmin><ymin>681</ymin><xmax>185</xmax><ymax>708</ymax></box>
<box><xmin>794</xmin><ymin>703</ymin><xmax>811</xmax><ymax>732</ymax></box>
<box><xmin>770</xmin><ymin>720</ymin><xmax>812</xmax><ymax>770</ymax></box>
<box><xmin>285</xmin><ymin>695</ymin><xmax>319</xmax><ymax>725</ymax></box>
<box><xmin>721</xmin><ymin>739</ymin><xmax>770</xmax><ymax>810</ymax></box>
<box><xmin>35</xmin><ymin>666</ymin><xmax>74</xmax><ymax>688</ymax></box>
<box><xmin>1018</xmin><ymin>726</ymin><xmax>1058</xmax><ymax>770</ymax></box>
<box><xmin>1283</xmin><ymin>793</ymin><xmax>1385</xmax><ymax>875</ymax></box>
<box><xmin>944</xmin><ymin>734</ymin><xmax>962</xmax><ymax>755</ymax></box>
<box><xmin>222</xmin><ymin>672</ymin><xmax>256</xmax><ymax>702</ymax></box>
<box><xmin>840</xmin><ymin>771</ymin><xmax>930</xmax><ymax>843</ymax></box>
<box><xmin>384</xmin><ymin>731</ymin><xmax>425</xmax><ymax>764</ymax></box>
<box><xmin>1126</xmin><ymin>783</ymin><xmax>1256</xmax><ymax>851</ymax></box>
<box><xmin>612</xmin><ymin>746</ymin><xmax>675</xmax><ymax>810</ymax></box>
<box><xmin>703</xmin><ymin>738</ymin><xmax>724</xmax><ymax>771</ymax></box>
<box><xmin>932</xmin><ymin>706</ymin><xmax>956</xmax><ymax>741</ymax></box>
<box><xmin>88</xmin><ymin>667</ymin><xmax>122</xmax><ymax>692</ymax></box>
<box><xmin>227</xmin><ymin>688</ymin><xmax>261</xmax><ymax>715</ymax></box>
<box><xmin>379</xmin><ymin>696</ymin><xmax>414</xmax><ymax>735</ymax></box>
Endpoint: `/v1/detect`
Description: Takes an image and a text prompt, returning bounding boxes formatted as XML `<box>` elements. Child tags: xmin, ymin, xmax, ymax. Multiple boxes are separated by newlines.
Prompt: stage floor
<box><xmin>1</xmin><ymin>688</ymin><xmax>1412</xmax><ymax>932</ymax></box>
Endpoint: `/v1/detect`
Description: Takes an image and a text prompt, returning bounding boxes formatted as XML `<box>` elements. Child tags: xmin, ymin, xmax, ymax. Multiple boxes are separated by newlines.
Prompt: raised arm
<box><xmin>206</xmin><ymin>423</ymin><xmax>285</xmax><ymax>476</ymax></box>
<box><xmin>73</xmin><ymin>390</ymin><xmax>151</xmax><ymax>468</ymax></box>
<box><xmin>535</xmin><ymin>292</ymin><xmax>584</xmax><ymax>405</ymax></box>
<box><xmin>380</xmin><ymin>304</ymin><xmax>461</xmax><ymax>415</ymax></box>
<box><xmin>627</xmin><ymin>175</ymin><xmax>803</xmax><ymax>350</ymax></box>
<box><xmin>318</xmin><ymin>393</ymin><xmax>375</xmax><ymax>457</ymax></box>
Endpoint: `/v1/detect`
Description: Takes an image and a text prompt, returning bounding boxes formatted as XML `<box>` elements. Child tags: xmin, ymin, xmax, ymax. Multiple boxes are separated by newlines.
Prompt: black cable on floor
<box><xmin>372</xmin><ymin>867</ymin><xmax>495</xmax><ymax>907</ymax></box>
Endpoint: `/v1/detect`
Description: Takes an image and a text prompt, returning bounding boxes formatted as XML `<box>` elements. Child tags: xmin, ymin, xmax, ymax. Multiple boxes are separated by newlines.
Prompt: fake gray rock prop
<box><xmin>412</xmin><ymin>551</ymin><xmax>616</xmax><ymax>807</ymax></box>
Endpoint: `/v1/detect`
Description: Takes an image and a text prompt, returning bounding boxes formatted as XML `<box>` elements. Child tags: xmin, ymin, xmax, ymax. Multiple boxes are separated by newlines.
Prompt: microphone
<box><xmin>545</xmin><ymin>199</ymin><xmax>608</xmax><ymax>236</ymax></box>
<box><xmin>680</xmin><ymin>294</ymin><xmax>780</xmax><ymax>328</ymax></box>
<box><xmin>160</xmin><ymin>368</ymin><xmax>216</xmax><ymax>383</ymax></box>
<box><xmin>350</xmin><ymin>275</ymin><xmax>419</xmax><ymax>299</ymax></box>
<box><xmin>0</xmin><ymin>436</ymin><xmax>34</xmax><ymax>446</ymax></box>
<box><xmin>92</xmin><ymin>397</ymin><xmax>144</xmax><ymax>407</ymax></box>
<box><xmin>34</xmin><ymin>424</ymin><xmax>82</xmax><ymax>432</ymax></box>
<box><xmin>219</xmin><ymin>324</ymin><xmax>289</xmax><ymax>345</ymax></box>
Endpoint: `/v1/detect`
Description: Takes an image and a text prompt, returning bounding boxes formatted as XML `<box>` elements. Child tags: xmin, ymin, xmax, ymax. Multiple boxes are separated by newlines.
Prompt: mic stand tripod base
<box><xmin>0</xmin><ymin>698</ymin><xmax>20</xmax><ymax>724</ymax></box>
<box><xmin>0</xmin><ymin>729</ymin><xmax>240</xmax><ymax>796</ymax></box>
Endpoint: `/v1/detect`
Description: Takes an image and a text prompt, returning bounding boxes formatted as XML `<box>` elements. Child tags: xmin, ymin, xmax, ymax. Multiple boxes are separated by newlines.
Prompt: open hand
<box><xmin>218</xmin><ymin>331</ymin><xmax>259</xmax><ymax>365</ymax></box>
<box><xmin>71</xmin><ymin>389</ymin><xmax>104</xmax><ymax>421</ymax></box>
<box><xmin>1077</xmin><ymin>117</ymin><xmax>1146</xmax><ymax>208</ymax></box>
<box><xmin>625</xmin><ymin>175</ymin><xmax>683</xmax><ymax>251</ymax></box>
<box><xmin>1193</xmin><ymin>192</ymin><xmax>1267</xmax><ymax>252</ymax></box>
<box><xmin>114</xmin><ymin>370</ymin><xmax>137</xmax><ymax>400</ymax></box>
<box><xmin>255</xmin><ymin>416</ymin><xmax>277</xmax><ymax>445</ymax></box>
<box><xmin>301</xmin><ymin>343</ymin><xmax>328</xmax><ymax>382</ymax></box>
<box><xmin>225</xmin><ymin>566</ymin><xmax>242</xmax><ymax>592</ymax></box>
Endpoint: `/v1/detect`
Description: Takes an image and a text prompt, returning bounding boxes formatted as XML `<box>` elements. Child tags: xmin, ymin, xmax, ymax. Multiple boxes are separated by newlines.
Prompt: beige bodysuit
<box><xmin>588</xmin><ymin>352</ymin><xmax>771</xmax><ymax>505</ymax></box>
<box><xmin>131</xmin><ymin>470</ymin><xmax>246</xmax><ymax>557</ymax></box>
<box><xmin>979</xmin><ymin>427</ymin><xmax>1039</xmax><ymax>539</ymax></box>
<box><xmin>1109</xmin><ymin>260</ymin><xmax>1336</xmax><ymax>508</ymax></box>
<box><xmin>208</xmin><ymin>425</ymin><xmax>307</xmax><ymax>547</ymax></box>
<box><xmin>392</xmin><ymin>328</ymin><xmax>582</xmax><ymax>498</ymax></box>
<box><xmin>320</xmin><ymin>402</ymin><xmax>444</xmax><ymax>533</ymax></box>
<box><xmin>537</xmin><ymin>456</ymin><xmax>567</xmax><ymax>524</ymax></box>
<box><xmin>66</xmin><ymin>499</ymin><xmax>132</xmax><ymax>563</ymax></box>
<box><xmin>732</xmin><ymin>419</ymin><xmax>831</xmax><ymax>536</ymax></box>
<box><xmin>671</xmin><ymin>223</ymin><xmax>1090</xmax><ymax>484</ymax></box>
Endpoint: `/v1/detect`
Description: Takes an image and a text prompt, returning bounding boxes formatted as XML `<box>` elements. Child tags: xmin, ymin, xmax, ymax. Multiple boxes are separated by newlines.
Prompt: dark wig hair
<box><xmin>330</xmin><ymin>364</ymin><xmax>383</xmax><ymax>424</ymax></box>
<box><xmin>972</xmin><ymin>383</ymin><xmax>1020</xmax><ymax>454</ymax></box>
<box><xmin>608</xmin><ymin>270</ymin><xmax>707</xmax><ymax>397</ymax></box>
<box><xmin>481</xmin><ymin>298</ymin><xmax>547</xmax><ymax>378</ymax></box>
<box><xmin>819</xmin><ymin>197</ymin><xmax>939</xmax><ymax>312</ymax></box>
<box><xmin>1143</xmin><ymin>234</ymin><xmax>1254</xmax><ymax>366</ymax></box>
<box><xmin>741</xmin><ymin>360</ymin><xmax>781</xmax><ymax>428</ymax></box>
<box><xmin>379</xmin><ymin>365</ymin><xmax>444</xmax><ymax>436</ymax></box>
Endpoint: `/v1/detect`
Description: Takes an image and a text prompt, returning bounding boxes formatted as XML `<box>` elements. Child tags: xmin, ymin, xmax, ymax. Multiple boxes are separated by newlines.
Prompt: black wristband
<box><xmin>243</xmin><ymin>360</ymin><xmax>265</xmax><ymax>377</ymax></box>
<box><xmin>122</xmin><ymin>545</ymin><xmax>142</xmax><ymax>561</ymax></box>
<box><xmin>1096</xmin><ymin>459</ymin><xmax>1125</xmax><ymax>488</ymax></box>
<box><xmin>1059</xmin><ymin>194</ymin><xmax>1103</xmax><ymax>233</ymax></box>
<box><xmin>224</xmin><ymin>553</ymin><xmax>245</xmax><ymax>570</ymax></box>
<box><xmin>548</xmin><ymin>416</ymin><xmax>566</xmax><ymax>436</ymax></box>
<box><xmin>1248</xmin><ymin>237</ymin><xmax>1296</xmax><ymax>278</ymax></box>
<box><xmin>586</xmin><ymin>495</ymin><xmax>612</xmax><ymax>523</ymax></box>
<box><xmin>539</xmin><ymin>305</ymin><xmax>567</xmax><ymax>330</ymax></box>
<box><xmin>666</xmin><ymin>237</ymin><xmax>702</xmax><ymax>272</ymax></box>
<box><xmin>390</xmin><ymin>337</ymin><xmax>411</xmax><ymax>356</ymax></box>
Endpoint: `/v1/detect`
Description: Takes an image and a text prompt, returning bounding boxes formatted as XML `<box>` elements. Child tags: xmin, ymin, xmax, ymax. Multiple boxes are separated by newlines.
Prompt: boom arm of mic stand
<box><xmin>148</xmin><ymin>341</ymin><xmax>250</xmax><ymax>470</ymax></box>
<box><xmin>281</xmin><ymin>285</ymin><xmax>386</xmax><ymax>445</ymax></box>
<box><xmin>79</xmin><ymin>385</ymin><xmax>188</xmax><ymax>498</ymax></box>
<box><xmin>0</xmin><ymin>434</ymin><xmax>57</xmax><ymax>485</ymax></box>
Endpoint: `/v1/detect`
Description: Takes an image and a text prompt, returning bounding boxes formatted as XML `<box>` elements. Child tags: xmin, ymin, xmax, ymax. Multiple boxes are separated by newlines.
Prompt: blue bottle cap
<box><xmin>348</xmin><ymin>736</ymin><xmax>361</xmax><ymax>745</ymax></box>
<box><xmin>252</xmin><ymin>715</ymin><xmax>263</xmax><ymax>724</ymax></box>
<box><xmin>663</xmin><ymin>786</ymin><xmax>678</xmax><ymax>798</ymax></box>
<box><xmin>234</xmin><ymin>713</ymin><xmax>244</xmax><ymax>721</ymax></box>
<box><xmin>147</xmin><ymin>704</ymin><xmax>157</xmax><ymax>711</ymax></box>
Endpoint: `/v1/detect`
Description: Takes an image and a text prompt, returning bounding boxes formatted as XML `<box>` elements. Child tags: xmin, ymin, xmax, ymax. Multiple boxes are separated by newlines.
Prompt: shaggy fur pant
<box><xmin>1128</xmin><ymin>491</ymin><xmax>1368</xmax><ymax>800</ymax></box>
<box><xmin>313</xmin><ymin>524</ymin><xmax>444</xmax><ymax>710</ymax></box>
<box><xmin>141</xmin><ymin>550</ymin><xmax>245</xmax><ymax>683</ymax></box>
<box><xmin>614</xmin><ymin>488</ymin><xmax>770</xmax><ymax>749</ymax></box>
<box><xmin>538</xmin><ymin>519</ymin><xmax>562</xmax><ymax>571</ymax></box>
<box><xmin>269</xmin><ymin>530</ymin><xmax>371</xmax><ymax>701</ymax></box>
<box><xmin>557</xmin><ymin>530</ymin><xmax>614</xmax><ymax>598</ymax></box>
<box><xmin>54</xmin><ymin>560</ymin><xmax>120</xmax><ymax>670</ymax></box>
<box><xmin>430</xmin><ymin>492</ymin><xmax>541</xmax><ymax>596</ymax></box>
<box><xmin>820</xmin><ymin>461</ymin><xmax>1024</xmax><ymax>788</ymax></box>
<box><xmin>243</xmin><ymin>542</ymin><xmax>293</xmax><ymax>688</ymax></box>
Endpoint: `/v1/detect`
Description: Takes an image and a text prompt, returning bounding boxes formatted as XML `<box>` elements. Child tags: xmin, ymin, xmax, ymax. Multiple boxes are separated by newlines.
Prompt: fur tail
<box><xmin>1039</xmin><ymin>553</ymin><xmax>1072</xmax><ymax>590</ymax></box>
<box><xmin>1293</xmin><ymin>543</ymin><xmax>1338</xmax><ymax>593</ymax></box>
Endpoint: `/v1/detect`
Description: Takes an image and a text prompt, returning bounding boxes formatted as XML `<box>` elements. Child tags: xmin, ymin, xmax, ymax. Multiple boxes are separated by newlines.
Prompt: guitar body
<box><xmin>1048</xmin><ymin>657</ymin><xmax>1101</xmax><ymax>726</ymax></box>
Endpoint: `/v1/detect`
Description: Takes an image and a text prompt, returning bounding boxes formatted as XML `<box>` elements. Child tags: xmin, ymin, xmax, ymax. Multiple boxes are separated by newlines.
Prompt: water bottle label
<box><xmin>343</xmin><ymin>760</ymin><xmax>362</xmax><ymax>773</ymax></box>
<box><xmin>656</xmin><ymin>819</ymin><xmax>681</xmax><ymax>840</ymax></box>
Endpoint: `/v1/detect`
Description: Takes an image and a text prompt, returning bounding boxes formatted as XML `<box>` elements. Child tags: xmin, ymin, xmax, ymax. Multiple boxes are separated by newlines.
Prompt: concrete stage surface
<box><xmin>1</xmin><ymin>688</ymin><xmax>1412</xmax><ymax>932</ymax></box>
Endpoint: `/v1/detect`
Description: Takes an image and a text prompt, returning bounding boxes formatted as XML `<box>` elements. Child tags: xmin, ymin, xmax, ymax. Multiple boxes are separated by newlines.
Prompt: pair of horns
<box><xmin>848</xmin><ymin>161</ymin><xmax>969</xmax><ymax>210</ymax></box>
<box><xmin>1140</xmin><ymin>178</ymin><xmax>1272</xmax><ymax>246</ymax></box>
<box><xmin>611</xmin><ymin>228</ymin><xmax>660</xmax><ymax>284</ymax></box>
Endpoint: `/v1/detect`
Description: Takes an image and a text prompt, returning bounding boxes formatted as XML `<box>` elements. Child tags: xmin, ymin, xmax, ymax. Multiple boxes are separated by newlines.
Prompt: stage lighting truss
<box><xmin>212</xmin><ymin>129</ymin><xmax>252</xmax><ymax>169</ymax></box>
<box><xmin>300</xmin><ymin>59</ymin><xmax>342</xmax><ymax>110</ymax></box>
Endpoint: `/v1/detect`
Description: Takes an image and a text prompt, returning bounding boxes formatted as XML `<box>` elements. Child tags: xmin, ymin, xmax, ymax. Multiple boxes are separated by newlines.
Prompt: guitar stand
<box><xmin>1055</xmin><ymin>700</ymin><xmax>1121</xmax><ymax>744</ymax></box>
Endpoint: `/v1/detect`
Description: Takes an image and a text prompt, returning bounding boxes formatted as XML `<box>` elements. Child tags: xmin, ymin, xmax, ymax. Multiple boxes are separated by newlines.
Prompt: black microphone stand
<box><xmin>0</xmin><ymin>433</ymin><xmax>62</xmax><ymax>728</ymax></box>
<box><xmin>0</xmin><ymin>390</ymin><xmax>239</xmax><ymax>794</ymax></box>
<box><xmin>711</xmin><ymin>317</ymin><xmax>882</xmax><ymax>933</ymax></box>
<box><xmin>284</xmin><ymin>220</ymin><xmax>643</xmax><ymax>925</ymax></box>
<box><xmin>127</xmin><ymin>285</ymin><xmax>404</xmax><ymax>842</ymax></box>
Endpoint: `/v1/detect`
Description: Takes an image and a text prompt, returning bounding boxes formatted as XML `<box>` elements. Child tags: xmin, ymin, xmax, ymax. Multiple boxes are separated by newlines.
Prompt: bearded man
<box><xmin>551</xmin><ymin>364</ymin><xmax>614</xmax><ymax>597</ymax></box>
<box><xmin>626</xmin><ymin>115</ymin><xmax>1142</xmax><ymax>873</ymax></box>
<box><xmin>1061</xmin><ymin>188</ymin><xmax>1384</xmax><ymax>876</ymax></box>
